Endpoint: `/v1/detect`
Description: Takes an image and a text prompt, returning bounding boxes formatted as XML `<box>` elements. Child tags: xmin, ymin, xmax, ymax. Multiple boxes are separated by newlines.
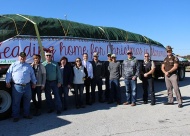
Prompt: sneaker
<box><xmin>131</xmin><ymin>103</ymin><xmax>136</xmax><ymax>106</ymax></box>
<box><xmin>178</xmin><ymin>104</ymin><xmax>183</xmax><ymax>108</ymax></box>
<box><xmin>13</xmin><ymin>118</ymin><xmax>19</xmax><ymax>122</ymax></box>
<box><xmin>164</xmin><ymin>102</ymin><xmax>174</xmax><ymax>105</ymax></box>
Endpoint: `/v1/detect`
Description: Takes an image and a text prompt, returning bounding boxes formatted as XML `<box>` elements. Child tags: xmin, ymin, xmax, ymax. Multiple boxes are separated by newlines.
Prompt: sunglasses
<box><xmin>46</xmin><ymin>55</ymin><xmax>51</xmax><ymax>57</ymax></box>
<box><xmin>144</xmin><ymin>56</ymin><xmax>149</xmax><ymax>57</ymax></box>
<box><xmin>127</xmin><ymin>53</ymin><xmax>132</xmax><ymax>55</ymax></box>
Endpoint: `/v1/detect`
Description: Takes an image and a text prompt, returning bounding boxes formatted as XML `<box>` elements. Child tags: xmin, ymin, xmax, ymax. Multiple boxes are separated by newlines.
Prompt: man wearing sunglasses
<box><xmin>42</xmin><ymin>51</ymin><xmax>63</xmax><ymax>114</ymax></box>
<box><xmin>122</xmin><ymin>50</ymin><xmax>140</xmax><ymax>106</ymax></box>
<box><xmin>91</xmin><ymin>52</ymin><xmax>105</xmax><ymax>103</ymax></box>
<box><xmin>141</xmin><ymin>53</ymin><xmax>156</xmax><ymax>105</ymax></box>
<box><xmin>161</xmin><ymin>46</ymin><xmax>182</xmax><ymax>108</ymax></box>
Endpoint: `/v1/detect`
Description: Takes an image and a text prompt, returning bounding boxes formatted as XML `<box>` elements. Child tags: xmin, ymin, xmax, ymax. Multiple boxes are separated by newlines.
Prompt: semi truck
<box><xmin>0</xmin><ymin>14</ymin><xmax>189</xmax><ymax>120</ymax></box>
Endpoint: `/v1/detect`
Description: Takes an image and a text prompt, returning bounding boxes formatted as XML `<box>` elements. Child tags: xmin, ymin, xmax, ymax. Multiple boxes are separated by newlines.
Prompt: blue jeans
<box><xmin>12</xmin><ymin>83</ymin><xmax>31</xmax><ymax>118</ymax></box>
<box><xmin>124</xmin><ymin>79</ymin><xmax>137</xmax><ymax>103</ymax></box>
<box><xmin>59</xmin><ymin>85</ymin><xmax>69</xmax><ymax>109</ymax></box>
<box><xmin>74</xmin><ymin>84</ymin><xmax>84</xmax><ymax>106</ymax></box>
<box><xmin>45</xmin><ymin>81</ymin><xmax>62</xmax><ymax>111</ymax></box>
<box><xmin>109</xmin><ymin>79</ymin><xmax>121</xmax><ymax>103</ymax></box>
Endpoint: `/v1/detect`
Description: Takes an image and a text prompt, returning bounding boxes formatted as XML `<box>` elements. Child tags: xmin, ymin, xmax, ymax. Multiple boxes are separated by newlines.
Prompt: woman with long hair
<box><xmin>59</xmin><ymin>56</ymin><xmax>73</xmax><ymax>111</ymax></box>
<box><xmin>73</xmin><ymin>58</ymin><xmax>88</xmax><ymax>108</ymax></box>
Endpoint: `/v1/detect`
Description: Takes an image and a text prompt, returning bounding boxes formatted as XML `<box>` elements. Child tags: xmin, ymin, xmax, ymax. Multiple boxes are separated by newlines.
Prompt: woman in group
<box><xmin>31</xmin><ymin>54</ymin><xmax>46</xmax><ymax>116</ymax></box>
<box><xmin>73</xmin><ymin>57</ymin><xmax>88</xmax><ymax>108</ymax></box>
<box><xmin>59</xmin><ymin>56</ymin><xmax>73</xmax><ymax>111</ymax></box>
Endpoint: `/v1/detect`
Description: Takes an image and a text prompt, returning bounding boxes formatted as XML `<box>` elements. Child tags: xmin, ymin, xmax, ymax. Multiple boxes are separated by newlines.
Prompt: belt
<box><xmin>14</xmin><ymin>83</ymin><xmax>29</xmax><ymax>86</ymax></box>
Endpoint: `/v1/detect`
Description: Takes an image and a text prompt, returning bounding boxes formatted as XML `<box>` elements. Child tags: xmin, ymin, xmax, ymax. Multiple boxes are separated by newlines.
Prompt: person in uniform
<box><xmin>141</xmin><ymin>53</ymin><xmax>156</xmax><ymax>105</ymax></box>
<box><xmin>161</xmin><ymin>46</ymin><xmax>182</xmax><ymax>108</ymax></box>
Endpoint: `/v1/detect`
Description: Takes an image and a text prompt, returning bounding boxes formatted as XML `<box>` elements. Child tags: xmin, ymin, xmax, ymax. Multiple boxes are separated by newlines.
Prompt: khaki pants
<box><xmin>165</xmin><ymin>74</ymin><xmax>182</xmax><ymax>104</ymax></box>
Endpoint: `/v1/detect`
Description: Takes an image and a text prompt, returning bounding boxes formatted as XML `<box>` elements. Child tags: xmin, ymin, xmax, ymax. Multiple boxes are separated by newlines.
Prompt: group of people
<box><xmin>5</xmin><ymin>45</ymin><xmax>183</xmax><ymax>122</ymax></box>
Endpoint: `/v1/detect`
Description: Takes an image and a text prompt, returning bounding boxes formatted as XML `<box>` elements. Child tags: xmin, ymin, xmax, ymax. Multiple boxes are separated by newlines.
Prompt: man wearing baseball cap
<box><xmin>161</xmin><ymin>46</ymin><xmax>182</xmax><ymax>108</ymax></box>
<box><xmin>108</xmin><ymin>54</ymin><xmax>121</xmax><ymax>105</ymax></box>
<box><xmin>91</xmin><ymin>52</ymin><xmax>105</xmax><ymax>103</ymax></box>
<box><xmin>122</xmin><ymin>50</ymin><xmax>140</xmax><ymax>106</ymax></box>
<box><xmin>6</xmin><ymin>52</ymin><xmax>37</xmax><ymax>122</ymax></box>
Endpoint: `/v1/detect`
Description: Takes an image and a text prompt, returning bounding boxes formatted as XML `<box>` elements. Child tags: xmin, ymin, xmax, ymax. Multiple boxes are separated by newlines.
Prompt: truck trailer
<box><xmin>0</xmin><ymin>14</ymin><xmax>189</xmax><ymax>120</ymax></box>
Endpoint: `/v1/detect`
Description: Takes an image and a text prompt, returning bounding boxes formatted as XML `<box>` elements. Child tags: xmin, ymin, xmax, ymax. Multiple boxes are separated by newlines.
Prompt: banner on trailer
<box><xmin>0</xmin><ymin>37</ymin><xmax>167</xmax><ymax>64</ymax></box>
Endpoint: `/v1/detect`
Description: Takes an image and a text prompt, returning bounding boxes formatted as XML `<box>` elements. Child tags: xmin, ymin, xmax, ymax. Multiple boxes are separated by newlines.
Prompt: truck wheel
<box><xmin>0</xmin><ymin>89</ymin><xmax>12</xmax><ymax>120</ymax></box>
<box><xmin>178</xmin><ymin>67</ymin><xmax>185</xmax><ymax>81</ymax></box>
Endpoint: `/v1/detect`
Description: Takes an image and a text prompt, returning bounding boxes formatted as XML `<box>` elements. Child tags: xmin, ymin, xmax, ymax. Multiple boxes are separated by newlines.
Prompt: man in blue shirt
<box><xmin>6</xmin><ymin>52</ymin><xmax>37</xmax><ymax>122</ymax></box>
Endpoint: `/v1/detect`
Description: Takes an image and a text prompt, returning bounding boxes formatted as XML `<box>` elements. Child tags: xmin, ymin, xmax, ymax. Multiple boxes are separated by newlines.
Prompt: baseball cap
<box><xmin>107</xmin><ymin>53</ymin><xmax>111</xmax><ymax>57</ymax></box>
<box><xmin>127</xmin><ymin>50</ymin><xmax>132</xmax><ymax>54</ymax></box>
<box><xmin>111</xmin><ymin>54</ymin><xmax>116</xmax><ymax>58</ymax></box>
<box><xmin>19</xmin><ymin>52</ymin><xmax>26</xmax><ymax>57</ymax></box>
<box><xmin>93</xmin><ymin>52</ymin><xmax>99</xmax><ymax>57</ymax></box>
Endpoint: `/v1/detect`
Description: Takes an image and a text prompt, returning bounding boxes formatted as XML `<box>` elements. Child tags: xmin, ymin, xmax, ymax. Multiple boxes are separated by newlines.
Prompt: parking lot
<box><xmin>0</xmin><ymin>73</ymin><xmax>190</xmax><ymax>136</ymax></box>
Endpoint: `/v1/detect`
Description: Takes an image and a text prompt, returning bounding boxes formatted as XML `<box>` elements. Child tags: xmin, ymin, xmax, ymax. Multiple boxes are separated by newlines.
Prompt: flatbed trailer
<box><xmin>0</xmin><ymin>14</ymin><xmax>189</xmax><ymax>120</ymax></box>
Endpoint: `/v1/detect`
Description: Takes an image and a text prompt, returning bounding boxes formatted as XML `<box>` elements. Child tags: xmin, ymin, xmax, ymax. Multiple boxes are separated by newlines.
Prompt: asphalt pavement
<box><xmin>0</xmin><ymin>73</ymin><xmax>190</xmax><ymax>136</ymax></box>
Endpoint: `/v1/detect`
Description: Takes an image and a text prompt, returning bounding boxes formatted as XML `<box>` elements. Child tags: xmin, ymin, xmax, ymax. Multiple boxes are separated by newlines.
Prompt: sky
<box><xmin>1</xmin><ymin>0</ymin><xmax>190</xmax><ymax>56</ymax></box>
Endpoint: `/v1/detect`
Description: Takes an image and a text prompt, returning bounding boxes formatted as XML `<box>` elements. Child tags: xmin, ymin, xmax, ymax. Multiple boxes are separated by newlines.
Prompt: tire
<box><xmin>0</xmin><ymin>88</ymin><xmax>12</xmax><ymax>120</ymax></box>
<box><xmin>178</xmin><ymin>67</ymin><xmax>185</xmax><ymax>81</ymax></box>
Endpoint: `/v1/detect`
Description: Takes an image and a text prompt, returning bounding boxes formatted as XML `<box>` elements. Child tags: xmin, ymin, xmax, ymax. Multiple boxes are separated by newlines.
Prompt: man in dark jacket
<box><xmin>91</xmin><ymin>52</ymin><xmax>105</xmax><ymax>103</ymax></box>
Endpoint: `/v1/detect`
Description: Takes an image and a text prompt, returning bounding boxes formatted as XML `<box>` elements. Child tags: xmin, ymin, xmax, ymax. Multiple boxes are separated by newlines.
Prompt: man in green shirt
<box><xmin>42</xmin><ymin>51</ymin><xmax>62</xmax><ymax>115</ymax></box>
